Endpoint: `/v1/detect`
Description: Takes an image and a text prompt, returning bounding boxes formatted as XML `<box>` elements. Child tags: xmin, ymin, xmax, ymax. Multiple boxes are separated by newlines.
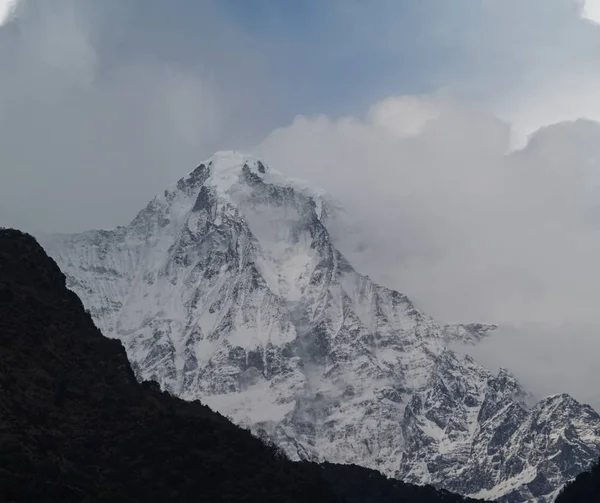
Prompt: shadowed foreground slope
<box><xmin>0</xmin><ymin>228</ymin><xmax>485</xmax><ymax>503</ymax></box>
<box><xmin>555</xmin><ymin>459</ymin><xmax>600</xmax><ymax>503</ymax></box>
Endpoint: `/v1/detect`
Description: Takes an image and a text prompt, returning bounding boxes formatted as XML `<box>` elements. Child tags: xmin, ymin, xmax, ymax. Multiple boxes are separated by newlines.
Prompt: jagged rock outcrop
<box><xmin>42</xmin><ymin>151</ymin><xmax>600</xmax><ymax>502</ymax></box>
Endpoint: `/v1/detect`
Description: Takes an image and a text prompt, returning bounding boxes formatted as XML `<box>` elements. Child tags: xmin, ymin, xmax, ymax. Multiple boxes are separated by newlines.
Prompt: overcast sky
<box><xmin>2</xmin><ymin>0</ymin><xmax>600</xmax><ymax>409</ymax></box>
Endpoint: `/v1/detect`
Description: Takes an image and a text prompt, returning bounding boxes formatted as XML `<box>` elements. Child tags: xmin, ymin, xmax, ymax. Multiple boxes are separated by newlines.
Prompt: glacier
<box><xmin>42</xmin><ymin>151</ymin><xmax>600</xmax><ymax>502</ymax></box>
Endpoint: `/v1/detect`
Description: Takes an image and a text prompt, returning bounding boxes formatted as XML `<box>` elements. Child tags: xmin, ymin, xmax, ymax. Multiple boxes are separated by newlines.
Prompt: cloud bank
<box><xmin>2</xmin><ymin>0</ymin><xmax>600</xmax><ymax>409</ymax></box>
<box><xmin>257</xmin><ymin>99</ymin><xmax>600</xmax><ymax>410</ymax></box>
<box><xmin>0</xmin><ymin>0</ymin><xmax>270</xmax><ymax>232</ymax></box>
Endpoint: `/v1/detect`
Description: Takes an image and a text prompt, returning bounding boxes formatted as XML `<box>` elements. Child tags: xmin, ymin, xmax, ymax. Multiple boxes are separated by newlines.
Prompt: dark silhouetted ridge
<box><xmin>0</xmin><ymin>228</ymin><xmax>488</xmax><ymax>503</ymax></box>
<box><xmin>555</xmin><ymin>458</ymin><xmax>600</xmax><ymax>503</ymax></box>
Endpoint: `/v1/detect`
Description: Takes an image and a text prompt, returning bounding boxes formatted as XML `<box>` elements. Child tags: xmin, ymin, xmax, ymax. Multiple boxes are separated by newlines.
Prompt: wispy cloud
<box><xmin>0</xmin><ymin>0</ymin><xmax>18</xmax><ymax>26</ymax></box>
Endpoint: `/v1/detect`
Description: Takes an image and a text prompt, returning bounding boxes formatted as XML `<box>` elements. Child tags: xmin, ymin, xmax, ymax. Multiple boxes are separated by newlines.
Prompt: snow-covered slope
<box><xmin>42</xmin><ymin>151</ymin><xmax>600</xmax><ymax>502</ymax></box>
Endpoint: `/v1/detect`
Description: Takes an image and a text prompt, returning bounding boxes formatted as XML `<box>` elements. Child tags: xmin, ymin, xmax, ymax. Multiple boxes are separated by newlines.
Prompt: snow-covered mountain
<box><xmin>42</xmin><ymin>151</ymin><xmax>600</xmax><ymax>502</ymax></box>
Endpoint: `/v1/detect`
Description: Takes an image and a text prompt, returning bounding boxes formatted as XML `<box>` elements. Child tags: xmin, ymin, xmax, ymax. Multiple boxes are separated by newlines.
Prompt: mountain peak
<box><xmin>171</xmin><ymin>151</ymin><xmax>300</xmax><ymax>206</ymax></box>
<box><xmin>205</xmin><ymin>152</ymin><xmax>271</xmax><ymax>195</ymax></box>
<box><xmin>41</xmin><ymin>153</ymin><xmax>600</xmax><ymax>503</ymax></box>
<box><xmin>210</xmin><ymin>150</ymin><xmax>259</xmax><ymax>166</ymax></box>
<box><xmin>207</xmin><ymin>150</ymin><xmax>266</xmax><ymax>176</ymax></box>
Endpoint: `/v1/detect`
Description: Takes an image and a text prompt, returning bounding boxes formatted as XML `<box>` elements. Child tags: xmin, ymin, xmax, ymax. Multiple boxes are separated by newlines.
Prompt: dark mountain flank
<box><xmin>555</xmin><ymin>458</ymin><xmax>600</xmax><ymax>503</ymax></box>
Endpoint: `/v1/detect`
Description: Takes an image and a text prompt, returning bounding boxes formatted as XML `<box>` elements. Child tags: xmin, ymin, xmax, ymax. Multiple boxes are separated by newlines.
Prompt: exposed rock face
<box><xmin>1</xmin><ymin>228</ymin><xmax>488</xmax><ymax>503</ymax></box>
<box><xmin>42</xmin><ymin>151</ymin><xmax>600</xmax><ymax>502</ymax></box>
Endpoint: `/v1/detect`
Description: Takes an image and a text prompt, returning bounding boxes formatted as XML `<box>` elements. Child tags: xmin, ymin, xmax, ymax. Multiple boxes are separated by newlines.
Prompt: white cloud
<box><xmin>502</xmin><ymin>75</ymin><xmax>600</xmax><ymax>148</ymax></box>
<box><xmin>367</xmin><ymin>96</ymin><xmax>443</xmax><ymax>138</ymax></box>
<box><xmin>465</xmin><ymin>323</ymin><xmax>600</xmax><ymax>410</ymax></box>
<box><xmin>260</xmin><ymin>99</ymin><xmax>600</xmax><ymax>327</ymax></box>
<box><xmin>257</xmin><ymin>97</ymin><xmax>600</xmax><ymax>410</ymax></box>
<box><xmin>582</xmin><ymin>0</ymin><xmax>600</xmax><ymax>24</ymax></box>
<box><xmin>0</xmin><ymin>0</ymin><xmax>18</xmax><ymax>26</ymax></box>
<box><xmin>0</xmin><ymin>0</ymin><xmax>261</xmax><ymax>233</ymax></box>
